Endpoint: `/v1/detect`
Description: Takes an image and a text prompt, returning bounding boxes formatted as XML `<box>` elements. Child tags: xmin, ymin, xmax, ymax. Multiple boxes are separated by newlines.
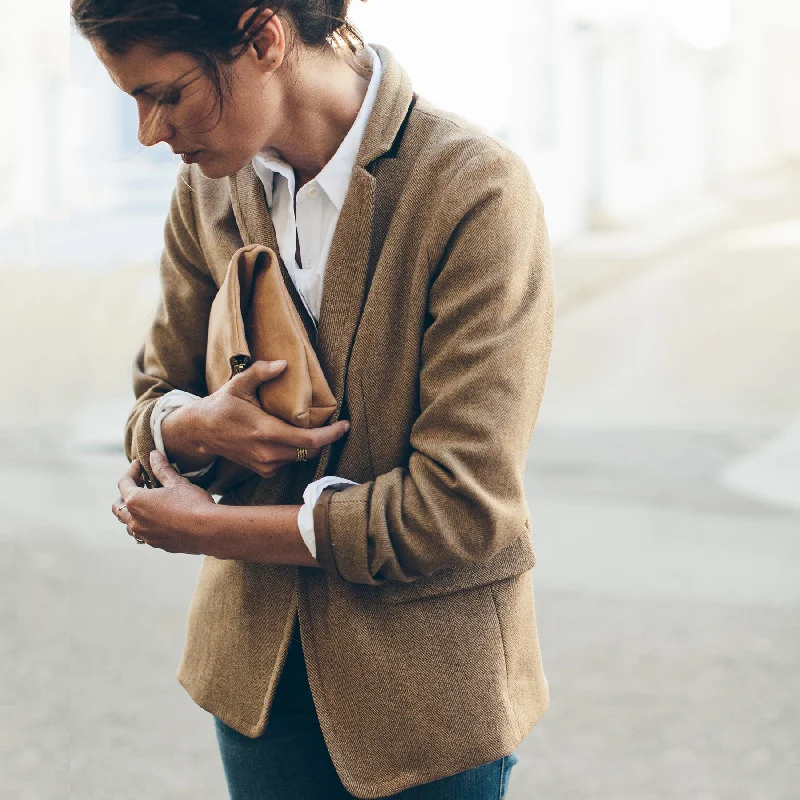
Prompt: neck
<box><xmin>260</xmin><ymin>47</ymin><xmax>372</xmax><ymax>186</ymax></box>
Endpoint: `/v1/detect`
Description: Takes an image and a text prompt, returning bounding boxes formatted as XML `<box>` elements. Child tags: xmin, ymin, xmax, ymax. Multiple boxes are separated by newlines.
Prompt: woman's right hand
<box><xmin>161</xmin><ymin>360</ymin><xmax>350</xmax><ymax>479</ymax></box>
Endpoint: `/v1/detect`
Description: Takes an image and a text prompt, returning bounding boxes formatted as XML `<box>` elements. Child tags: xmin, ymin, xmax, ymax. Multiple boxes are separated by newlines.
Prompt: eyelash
<box><xmin>157</xmin><ymin>91</ymin><xmax>182</xmax><ymax>107</ymax></box>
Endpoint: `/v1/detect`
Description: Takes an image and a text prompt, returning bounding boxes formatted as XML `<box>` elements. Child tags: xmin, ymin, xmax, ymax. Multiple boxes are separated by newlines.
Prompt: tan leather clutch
<box><xmin>205</xmin><ymin>244</ymin><xmax>336</xmax><ymax>486</ymax></box>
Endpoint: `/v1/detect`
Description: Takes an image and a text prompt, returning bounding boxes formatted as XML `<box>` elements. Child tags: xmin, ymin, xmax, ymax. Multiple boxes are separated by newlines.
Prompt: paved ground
<box><xmin>2</xmin><ymin>173</ymin><xmax>799</xmax><ymax>798</ymax></box>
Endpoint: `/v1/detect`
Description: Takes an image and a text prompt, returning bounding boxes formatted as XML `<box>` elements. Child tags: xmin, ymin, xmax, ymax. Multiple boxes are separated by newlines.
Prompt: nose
<box><xmin>137</xmin><ymin>101</ymin><xmax>173</xmax><ymax>148</ymax></box>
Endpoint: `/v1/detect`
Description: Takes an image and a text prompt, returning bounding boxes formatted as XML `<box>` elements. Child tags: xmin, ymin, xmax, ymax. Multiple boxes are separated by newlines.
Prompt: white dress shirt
<box><xmin>151</xmin><ymin>45</ymin><xmax>383</xmax><ymax>557</ymax></box>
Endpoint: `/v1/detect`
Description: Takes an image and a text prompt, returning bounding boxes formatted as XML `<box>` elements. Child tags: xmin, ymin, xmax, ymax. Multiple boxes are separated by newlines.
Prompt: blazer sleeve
<box><xmin>124</xmin><ymin>163</ymin><xmax>218</xmax><ymax>487</ymax></box>
<box><xmin>313</xmin><ymin>149</ymin><xmax>556</xmax><ymax>585</ymax></box>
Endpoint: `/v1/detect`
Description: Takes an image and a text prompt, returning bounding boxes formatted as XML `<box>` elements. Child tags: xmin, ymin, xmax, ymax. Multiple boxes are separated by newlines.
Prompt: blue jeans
<box><xmin>213</xmin><ymin>620</ymin><xmax>519</xmax><ymax>799</ymax></box>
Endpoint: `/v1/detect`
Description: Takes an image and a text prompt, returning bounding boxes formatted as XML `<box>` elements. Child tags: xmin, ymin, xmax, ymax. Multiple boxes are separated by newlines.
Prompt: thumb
<box><xmin>230</xmin><ymin>359</ymin><xmax>287</xmax><ymax>396</ymax></box>
<box><xmin>149</xmin><ymin>450</ymin><xmax>186</xmax><ymax>488</ymax></box>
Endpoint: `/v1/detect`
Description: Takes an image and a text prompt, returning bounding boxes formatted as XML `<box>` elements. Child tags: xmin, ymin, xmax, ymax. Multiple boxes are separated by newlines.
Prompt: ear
<box><xmin>236</xmin><ymin>6</ymin><xmax>286</xmax><ymax>69</ymax></box>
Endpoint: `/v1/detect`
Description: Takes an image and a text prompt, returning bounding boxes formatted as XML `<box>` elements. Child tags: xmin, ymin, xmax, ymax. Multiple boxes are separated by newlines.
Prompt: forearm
<box><xmin>205</xmin><ymin>503</ymin><xmax>318</xmax><ymax>568</ymax></box>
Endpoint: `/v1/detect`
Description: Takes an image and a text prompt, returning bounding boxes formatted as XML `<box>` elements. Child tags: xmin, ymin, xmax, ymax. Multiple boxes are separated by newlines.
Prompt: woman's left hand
<box><xmin>112</xmin><ymin>451</ymin><xmax>217</xmax><ymax>555</ymax></box>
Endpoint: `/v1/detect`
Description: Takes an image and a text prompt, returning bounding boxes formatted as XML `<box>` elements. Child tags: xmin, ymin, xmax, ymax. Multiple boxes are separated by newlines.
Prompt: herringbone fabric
<box><xmin>124</xmin><ymin>43</ymin><xmax>554</xmax><ymax>799</ymax></box>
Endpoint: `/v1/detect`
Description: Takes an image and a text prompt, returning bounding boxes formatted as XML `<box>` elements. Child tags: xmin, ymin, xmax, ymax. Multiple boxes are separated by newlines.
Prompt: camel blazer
<box><xmin>125</xmin><ymin>44</ymin><xmax>555</xmax><ymax>798</ymax></box>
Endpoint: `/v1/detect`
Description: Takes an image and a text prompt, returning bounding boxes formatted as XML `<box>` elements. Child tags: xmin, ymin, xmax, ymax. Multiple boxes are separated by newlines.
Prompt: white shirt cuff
<box><xmin>151</xmin><ymin>390</ymin><xmax>216</xmax><ymax>478</ymax></box>
<box><xmin>297</xmin><ymin>476</ymin><xmax>359</xmax><ymax>558</ymax></box>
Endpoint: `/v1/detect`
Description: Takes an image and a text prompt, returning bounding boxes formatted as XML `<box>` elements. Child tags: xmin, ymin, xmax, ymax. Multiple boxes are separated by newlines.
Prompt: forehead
<box><xmin>91</xmin><ymin>40</ymin><xmax>200</xmax><ymax>95</ymax></box>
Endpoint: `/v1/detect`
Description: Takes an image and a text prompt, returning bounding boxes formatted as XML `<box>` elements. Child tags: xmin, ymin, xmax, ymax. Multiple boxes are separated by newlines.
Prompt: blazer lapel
<box><xmin>228</xmin><ymin>160</ymin><xmax>279</xmax><ymax>254</ymax></box>
<box><xmin>228</xmin><ymin>44</ymin><xmax>415</xmax><ymax>480</ymax></box>
<box><xmin>314</xmin><ymin>167</ymin><xmax>374</xmax><ymax>410</ymax></box>
<box><xmin>311</xmin><ymin>45</ymin><xmax>414</xmax><ymax>479</ymax></box>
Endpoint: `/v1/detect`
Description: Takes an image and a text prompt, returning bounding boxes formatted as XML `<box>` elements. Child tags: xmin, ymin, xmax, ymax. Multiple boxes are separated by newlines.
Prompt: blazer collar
<box><xmin>228</xmin><ymin>42</ymin><xmax>413</xmax><ymax>236</ymax></box>
<box><xmin>353</xmin><ymin>43</ymin><xmax>414</xmax><ymax>169</ymax></box>
<box><xmin>228</xmin><ymin>43</ymin><xmax>414</xmax><ymax>480</ymax></box>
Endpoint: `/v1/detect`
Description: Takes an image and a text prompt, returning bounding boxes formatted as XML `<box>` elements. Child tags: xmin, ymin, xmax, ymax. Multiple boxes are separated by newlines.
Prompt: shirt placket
<box><xmin>295</xmin><ymin>185</ymin><xmax>324</xmax><ymax>321</ymax></box>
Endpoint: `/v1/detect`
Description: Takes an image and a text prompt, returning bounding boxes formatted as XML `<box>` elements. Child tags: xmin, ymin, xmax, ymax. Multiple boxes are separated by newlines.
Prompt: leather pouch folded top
<box><xmin>205</xmin><ymin>243</ymin><xmax>337</xmax><ymax>489</ymax></box>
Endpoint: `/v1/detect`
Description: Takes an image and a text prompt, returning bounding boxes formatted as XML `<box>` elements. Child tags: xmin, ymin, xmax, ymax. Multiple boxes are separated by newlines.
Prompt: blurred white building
<box><xmin>508</xmin><ymin>0</ymin><xmax>800</xmax><ymax>240</ymax></box>
<box><xmin>0</xmin><ymin>15</ymin><xmax>177</xmax><ymax>266</ymax></box>
<box><xmin>0</xmin><ymin>0</ymin><xmax>70</xmax><ymax>222</ymax></box>
<box><xmin>1</xmin><ymin>0</ymin><xmax>798</xmax><ymax>256</ymax></box>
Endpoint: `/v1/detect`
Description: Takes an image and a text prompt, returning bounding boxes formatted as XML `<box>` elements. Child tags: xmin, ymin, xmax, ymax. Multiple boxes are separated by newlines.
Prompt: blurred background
<box><xmin>2</xmin><ymin>0</ymin><xmax>798</xmax><ymax>797</ymax></box>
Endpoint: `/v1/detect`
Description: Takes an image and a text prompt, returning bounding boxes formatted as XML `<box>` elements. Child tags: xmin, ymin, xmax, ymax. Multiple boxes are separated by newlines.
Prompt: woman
<box><xmin>71</xmin><ymin>1</ymin><xmax>555</xmax><ymax>798</ymax></box>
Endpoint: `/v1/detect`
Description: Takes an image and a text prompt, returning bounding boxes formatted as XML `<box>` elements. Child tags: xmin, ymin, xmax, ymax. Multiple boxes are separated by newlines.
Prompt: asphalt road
<box><xmin>2</xmin><ymin>189</ymin><xmax>799</xmax><ymax>799</ymax></box>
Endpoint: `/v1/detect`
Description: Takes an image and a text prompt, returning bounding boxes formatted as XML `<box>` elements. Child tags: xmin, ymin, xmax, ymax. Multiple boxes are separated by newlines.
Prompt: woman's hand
<box><xmin>112</xmin><ymin>453</ymin><xmax>217</xmax><ymax>555</ymax></box>
<box><xmin>112</xmin><ymin>453</ymin><xmax>312</xmax><ymax>564</ymax></box>
<box><xmin>161</xmin><ymin>360</ymin><xmax>350</xmax><ymax>479</ymax></box>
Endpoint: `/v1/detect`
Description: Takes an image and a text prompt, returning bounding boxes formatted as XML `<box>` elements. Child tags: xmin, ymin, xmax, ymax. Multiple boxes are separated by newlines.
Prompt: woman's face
<box><xmin>91</xmin><ymin>36</ymin><xmax>281</xmax><ymax>180</ymax></box>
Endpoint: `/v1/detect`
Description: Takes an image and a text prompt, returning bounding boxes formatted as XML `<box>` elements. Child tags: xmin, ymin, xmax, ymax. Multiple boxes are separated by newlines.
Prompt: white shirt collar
<box><xmin>251</xmin><ymin>45</ymin><xmax>382</xmax><ymax>212</ymax></box>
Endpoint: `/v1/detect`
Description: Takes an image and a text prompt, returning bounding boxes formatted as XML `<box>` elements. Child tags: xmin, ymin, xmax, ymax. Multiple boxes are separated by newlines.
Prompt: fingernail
<box><xmin>271</xmin><ymin>359</ymin><xmax>287</xmax><ymax>369</ymax></box>
<box><xmin>343</xmin><ymin>421</ymin><xmax>351</xmax><ymax>431</ymax></box>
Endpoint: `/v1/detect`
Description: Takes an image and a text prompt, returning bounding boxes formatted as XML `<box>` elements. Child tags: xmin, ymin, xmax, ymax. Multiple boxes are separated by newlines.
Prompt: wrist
<box><xmin>185</xmin><ymin>398</ymin><xmax>215</xmax><ymax>457</ymax></box>
<box><xmin>164</xmin><ymin>399</ymin><xmax>213</xmax><ymax>458</ymax></box>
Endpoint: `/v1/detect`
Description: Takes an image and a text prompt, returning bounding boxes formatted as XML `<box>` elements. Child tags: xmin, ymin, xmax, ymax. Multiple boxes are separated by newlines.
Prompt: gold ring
<box><xmin>296</xmin><ymin>447</ymin><xmax>308</xmax><ymax>462</ymax></box>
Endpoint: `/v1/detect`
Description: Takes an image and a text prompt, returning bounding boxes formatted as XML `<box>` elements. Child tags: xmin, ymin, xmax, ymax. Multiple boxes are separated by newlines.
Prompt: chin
<box><xmin>195</xmin><ymin>151</ymin><xmax>253</xmax><ymax>181</ymax></box>
<box><xmin>194</xmin><ymin>159</ymin><xmax>225</xmax><ymax>180</ymax></box>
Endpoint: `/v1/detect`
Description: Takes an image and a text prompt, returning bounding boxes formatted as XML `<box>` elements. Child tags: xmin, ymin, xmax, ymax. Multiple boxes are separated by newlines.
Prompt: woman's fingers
<box><xmin>111</xmin><ymin>495</ymin><xmax>132</xmax><ymax>524</ymax></box>
<box><xmin>149</xmin><ymin>450</ymin><xmax>185</xmax><ymax>488</ymax></box>
<box><xmin>229</xmin><ymin>360</ymin><xmax>287</xmax><ymax>398</ymax></box>
<box><xmin>118</xmin><ymin>459</ymin><xmax>145</xmax><ymax>499</ymax></box>
<box><xmin>268</xmin><ymin>444</ymin><xmax>323</xmax><ymax>465</ymax></box>
<box><xmin>268</xmin><ymin>417</ymin><xmax>351</xmax><ymax>450</ymax></box>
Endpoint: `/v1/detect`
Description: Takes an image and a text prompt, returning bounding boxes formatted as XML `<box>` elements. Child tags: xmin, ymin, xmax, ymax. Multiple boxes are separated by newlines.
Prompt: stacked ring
<box><xmin>296</xmin><ymin>447</ymin><xmax>308</xmax><ymax>462</ymax></box>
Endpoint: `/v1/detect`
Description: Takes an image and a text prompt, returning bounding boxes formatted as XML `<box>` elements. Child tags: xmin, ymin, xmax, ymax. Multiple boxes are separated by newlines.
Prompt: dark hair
<box><xmin>70</xmin><ymin>0</ymin><xmax>366</xmax><ymax>132</ymax></box>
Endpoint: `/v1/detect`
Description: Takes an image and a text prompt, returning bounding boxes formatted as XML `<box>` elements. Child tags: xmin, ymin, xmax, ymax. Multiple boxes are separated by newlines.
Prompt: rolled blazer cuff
<box><xmin>312</xmin><ymin>487</ymin><xmax>343</xmax><ymax>577</ymax></box>
<box><xmin>130</xmin><ymin>399</ymin><xmax>159</xmax><ymax>487</ymax></box>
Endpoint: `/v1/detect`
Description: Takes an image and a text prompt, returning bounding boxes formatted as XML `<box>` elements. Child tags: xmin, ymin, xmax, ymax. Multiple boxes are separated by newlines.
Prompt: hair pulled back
<box><xmin>71</xmin><ymin>0</ymin><xmax>365</xmax><ymax>56</ymax></box>
<box><xmin>71</xmin><ymin>0</ymin><xmax>367</xmax><ymax>123</ymax></box>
